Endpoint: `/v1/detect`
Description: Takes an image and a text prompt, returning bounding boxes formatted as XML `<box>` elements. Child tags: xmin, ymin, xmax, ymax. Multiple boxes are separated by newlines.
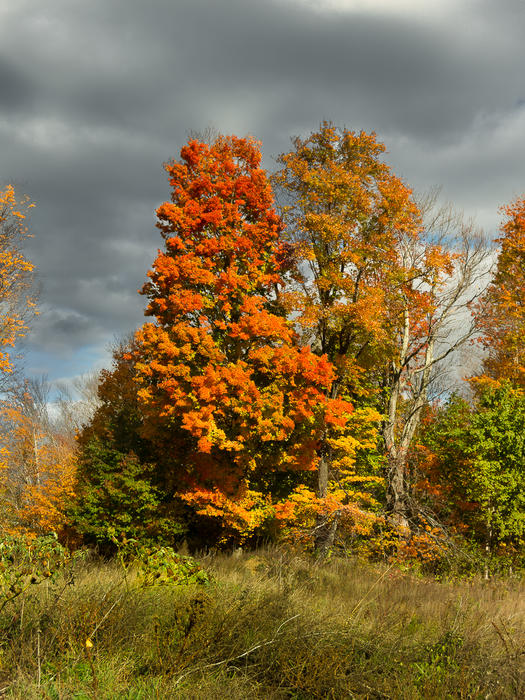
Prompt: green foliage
<box><xmin>411</xmin><ymin>631</ymin><xmax>463</xmax><ymax>690</ymax></box>
<box><xmin>418</xmin><ymin>384</ymin><xmax>525</xmax><ymax>551</ymax></box>
<box><xmin>464</xmin><ymin>384</ymin><xmax>525</xmax><ymax>544</ymax></box>
<box><xmin>0</xmin><ymin>533</ymin><xmax>73</xmax><ymax>613</ymax></box>
<box><xmin>117</xmin><ymin>539</ymin><xmax>211</xmax><ymax>587</ymax></box>
<box><xmin>137</xmin><ymin>547</ymin><xmax>210</xmax><ymax>587</ymax></box>
<box><xmin>70</xmin><ymin>341</ymin><xmax>187</xmax><ymax>551</ymax></box>
<box><xmin>70</xmin><ymin>437</ymin><xmax>185</xmax><ymax>551</ymax></box>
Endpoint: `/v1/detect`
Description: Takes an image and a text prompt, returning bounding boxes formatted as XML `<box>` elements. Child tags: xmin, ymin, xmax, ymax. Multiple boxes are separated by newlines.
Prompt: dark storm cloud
<box><xmin>0</xmin><ymin>56</ymin><xmax>37</xmax><ymax>114</ymax></box>
<box><xmin>0</xmin><ymin>0</ymin><xmax>524</xmax><ymax>379</ymax></box>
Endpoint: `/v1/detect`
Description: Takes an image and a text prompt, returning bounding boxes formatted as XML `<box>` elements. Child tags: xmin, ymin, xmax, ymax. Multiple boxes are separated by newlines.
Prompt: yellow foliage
<box><xmin>0</xmin><ymin>400</ymin><xmax>76</xmax><ymax>536</ymax></box>
<box><xmin>0</xmin><ymin>185</ymin><xmax>37</xmax><ymax>377</ymax></box>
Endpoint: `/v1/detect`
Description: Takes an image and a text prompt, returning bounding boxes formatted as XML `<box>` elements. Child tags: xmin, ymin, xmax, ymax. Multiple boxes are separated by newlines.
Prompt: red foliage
<box><xmin>133</xmin><ymin>135</ymin><xmax>341</xmax><ymax>542</ymax></box>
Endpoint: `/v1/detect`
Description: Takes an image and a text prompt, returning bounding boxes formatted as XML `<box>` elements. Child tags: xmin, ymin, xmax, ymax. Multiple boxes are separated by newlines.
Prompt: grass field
<box><xmin>0</xmin><ymin>547</ymin><xmax>523</xmax><ymax>698</ymax></box>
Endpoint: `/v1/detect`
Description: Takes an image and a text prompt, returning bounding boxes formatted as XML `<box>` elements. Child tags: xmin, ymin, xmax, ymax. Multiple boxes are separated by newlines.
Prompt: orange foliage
<box><xmin>273</xmin><ymin>122</ymin><xmax>422</xmax><ymax>375</ymax></box>
<box><xmin>477</xmin><ymin>195</ymin><xmax>525</xmax><ymax>385</ymax></box>
<box><xmin>274</xmin><ymin>484</ymin><xmax>379</xmax><ymax>549</ymax></box>
<box><xmin>0</xmin><ymin>185</ymin><xmax>37</xmax><ymax>377</ymax></box>
<box><xmin>133</xmin><ymin>135</ymin><xmax>344</xmax><ymax>543</ymax></box>
<box><xmin>0</xmin><ymin>398</ymin><xmax>76</xmax><ymax>536</ymax></box>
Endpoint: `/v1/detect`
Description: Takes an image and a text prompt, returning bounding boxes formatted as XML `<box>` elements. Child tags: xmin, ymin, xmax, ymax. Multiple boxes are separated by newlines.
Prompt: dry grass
<box><xmin>0</xmin><ymin>547</ymin><xmax>523</xmax><ymax>698</ymax></box>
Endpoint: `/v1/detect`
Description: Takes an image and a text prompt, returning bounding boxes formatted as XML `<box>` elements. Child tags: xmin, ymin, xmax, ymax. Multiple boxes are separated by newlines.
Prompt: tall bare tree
<box><xmin>381</xmin><ymin>194</ymin><xmax>492</xmax><ymax>528</ymax></box>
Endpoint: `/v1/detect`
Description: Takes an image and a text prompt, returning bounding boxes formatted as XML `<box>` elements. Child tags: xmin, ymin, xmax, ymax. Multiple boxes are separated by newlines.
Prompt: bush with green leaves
<box><xmin>0</xmin><ymin>533</ymin><xmax>74</xmax><ymax>613</ymax></box>
<box><xmin>116</xmin><ymin>539</ymin><xmax>211</xmax><ymax>587</ymax></box>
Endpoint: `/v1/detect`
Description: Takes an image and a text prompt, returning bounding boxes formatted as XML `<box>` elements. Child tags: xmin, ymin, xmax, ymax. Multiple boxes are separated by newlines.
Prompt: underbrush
<box><xmin>0</xmin><ymin>545</ymin><xmax>523</xmax><ymax>698</ymax></box>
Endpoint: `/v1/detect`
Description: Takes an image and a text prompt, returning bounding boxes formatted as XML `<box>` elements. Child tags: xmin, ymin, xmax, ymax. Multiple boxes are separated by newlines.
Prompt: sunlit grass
<box><xmin>0</xmin><ymin>547</ymin><xmax>523</xmax><ymax>698</ymax></box>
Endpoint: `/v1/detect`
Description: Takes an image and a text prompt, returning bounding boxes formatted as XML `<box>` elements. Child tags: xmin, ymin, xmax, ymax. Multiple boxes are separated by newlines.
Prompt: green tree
<box><xmin>463</xmin><ymin>384</ymin><xmax>525</xmax><ymax>549</ymax></box>
<box><xmin>417</xmin><ymin>384</ymin><xmax>525</xmax><ymax>552</ymax></box>
<box><xmin>70</xmin><ymin>341</ymin><xmax>183</xmax><ymax>551</ymax></box>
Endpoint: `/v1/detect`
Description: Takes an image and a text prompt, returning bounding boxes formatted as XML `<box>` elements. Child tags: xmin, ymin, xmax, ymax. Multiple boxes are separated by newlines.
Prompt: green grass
<box><xmin>0</xmin><ymin>547</ymin><xmax>523</xmax><ymax>698</ymax></box>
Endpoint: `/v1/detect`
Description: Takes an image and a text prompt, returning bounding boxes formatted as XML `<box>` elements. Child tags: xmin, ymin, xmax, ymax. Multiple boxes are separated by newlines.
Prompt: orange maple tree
<box><xmin>477</xmin><ymin>195</ymin><xmax>525</xmax><ymax>385</ymax></box>
<box><xmin>0</xmin><ymin>187</ymin><xmax>60</xmax><ymax>536</ymax></box>
<box><xmin>133</xmin><ymin>135</ymin><xmax>351</xmax><ymax>544</ymax></box>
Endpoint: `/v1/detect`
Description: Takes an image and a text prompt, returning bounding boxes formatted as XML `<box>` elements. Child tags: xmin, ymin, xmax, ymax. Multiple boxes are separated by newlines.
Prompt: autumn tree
<box><xmin>273</xmin><ymin>123</ymin><xmax>420</xmax><ymax>387</ymax></box>
<box><xmin>274</xmin><ymin>124</ymin><xmax>491</xmax><ymax>531</ymax></box>
<box><xmin>477</xmin><ymin>195</ymin><xmax>525</xmax><ymax>384</ymax></box>
<box><xmin>0</xmin><ymin>379</ymin><xmax>76</xmax><ymax>536</ymax></box>
<box><xmin>273</xmin><ymin>123</ymin><xmax>417</xmax><ymax>522</ymax></box>
<box><xmin>0</xmin><ymin>185</ymin><xmax>37</xmax><ymax>388</ymax></box>
<box><xmin>0</xmin><ymin>186</ymin><xmax>50</xmax><ymax>535</ymax></box>
<box><xmin>132</xmin><ymin>135</ymin><xmax>354</xmax><ymax>545</ymax></box>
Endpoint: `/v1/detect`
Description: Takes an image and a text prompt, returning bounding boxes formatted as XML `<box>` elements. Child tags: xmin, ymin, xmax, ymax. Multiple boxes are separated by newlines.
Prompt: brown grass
<box><xmin>0</xmin><ymin>547</ymin><xmax>523</xmax><ymax>698</ymax></box>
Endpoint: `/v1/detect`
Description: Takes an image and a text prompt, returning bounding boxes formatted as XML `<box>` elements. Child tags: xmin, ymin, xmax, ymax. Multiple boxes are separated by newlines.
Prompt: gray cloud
<box><xmin>0</xmin><ymin>0</ymin><xmax>524</xmax><ymax>379</ymax></box>
<box><xmin>0</xmin><ymin>55</ymin><xmax>37</xmax><ymax>114</ymax></box>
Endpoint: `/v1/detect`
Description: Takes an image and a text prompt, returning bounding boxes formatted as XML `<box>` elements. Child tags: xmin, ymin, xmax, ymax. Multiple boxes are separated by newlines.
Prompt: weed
<box><xmin>0</xmin><ymin>545</ymin><xmax>522</xmax><ymax>697</ymax></box>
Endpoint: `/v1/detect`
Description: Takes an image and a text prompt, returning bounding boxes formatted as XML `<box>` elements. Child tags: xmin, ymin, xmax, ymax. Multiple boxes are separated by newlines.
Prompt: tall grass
<box><xmin>0</xmin><ymin>547</ymin><xmax>523</xmax><ymax>698</ymax></box>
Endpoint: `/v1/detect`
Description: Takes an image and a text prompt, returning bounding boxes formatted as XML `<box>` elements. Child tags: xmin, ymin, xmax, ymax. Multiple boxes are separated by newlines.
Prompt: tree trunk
<box><xmin>33</xmin><ymin>428</ymin><xmax>40</xmax><ymax>487</ymax></box>
<box><xmin>314</xmin><ymin>452</ymin><xmax>336</xmax><ymax>555</ymax></box>
<box><xmin>315</xmin><ymin>511</ymin><xmax>340</xmax><ymax>558</ymax></box>
<box><xmin>382</xmin><ymin>320</ymin><xmax>434</xmax><ymax>534</ymax></box>
<box><xmin>317</xmin><ymin>453</ymin><xmax>328</xmax><ymax>499</ymax></box>
<box><xmin>386</xmin><ymin>452</ymin><xmax>410</xmax><ymax>532</ymax></box>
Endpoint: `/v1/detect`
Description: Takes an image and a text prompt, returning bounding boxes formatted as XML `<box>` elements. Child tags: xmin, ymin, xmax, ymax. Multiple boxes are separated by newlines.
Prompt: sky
<box><xmin>1</xmin><ymin>0</ymin><xmax>524</xmax><ymax>387</ymax></box>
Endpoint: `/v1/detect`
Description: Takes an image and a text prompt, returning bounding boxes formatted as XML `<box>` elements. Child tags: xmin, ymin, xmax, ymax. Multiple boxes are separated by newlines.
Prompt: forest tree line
<box><xmin>1</xmin><ymin>123</ymin><xmax>524</xmax><ymax>574</ymax></box>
